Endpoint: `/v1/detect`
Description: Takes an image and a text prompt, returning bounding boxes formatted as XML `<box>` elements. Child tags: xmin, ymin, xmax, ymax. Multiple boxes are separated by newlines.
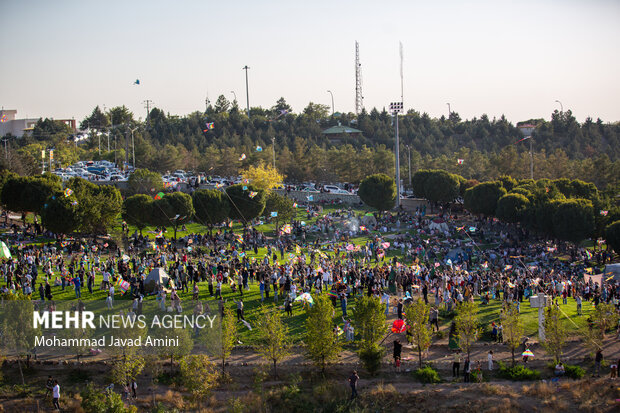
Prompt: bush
<box><xmin>497</xmin><ymin>361</ymin><xmax>540</xmax><ymax>381</ymax></box>
<box><xmin>359</xmin><ymin>344</ymin><xmax>384</xmax><ymax>376</ymax></box>
<box><xmin>80</xmin><ymin>382</ymin><xmax>137</xmax><ymax>413</ymax></box>
<box><xmin>414</xmin><ymin>365</ymin><xmax>441</xmax><ymax>384</ymax></box>
<box><xmin>564</xmin><ymin>364</ymin><xmax>585</xmax><ymax>379</ymax></box>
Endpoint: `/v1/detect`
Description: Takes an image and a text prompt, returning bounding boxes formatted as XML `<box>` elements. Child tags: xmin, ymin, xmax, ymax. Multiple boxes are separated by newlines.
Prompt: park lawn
<box><xmin>46</xmin><ymin>266</ymin><xmax>595</xmax><ymax>346</ymax></box>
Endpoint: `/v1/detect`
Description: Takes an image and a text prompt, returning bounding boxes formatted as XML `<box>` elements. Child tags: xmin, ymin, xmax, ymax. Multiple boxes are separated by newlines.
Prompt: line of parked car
<box><xmin>52</xmin><ymin>161</ymin><xmax>358</xmax><ymax>195</ymax></box>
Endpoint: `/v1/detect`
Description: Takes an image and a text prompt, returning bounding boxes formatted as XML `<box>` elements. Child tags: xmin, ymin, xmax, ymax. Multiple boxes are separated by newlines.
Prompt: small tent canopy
<box><xmin>144</xmin><ymin>267</ymin><xmax>174</xmax><ymax>294</ymax></box>
<box><xmin>429</xmin><ymin>218</ymin><xmax>448</xmax><ymax>233</ymax></box>
<box><xmin>446</xmin><ymin>248</ymin><xmax>469</xmax><ymax>262</ymax></box>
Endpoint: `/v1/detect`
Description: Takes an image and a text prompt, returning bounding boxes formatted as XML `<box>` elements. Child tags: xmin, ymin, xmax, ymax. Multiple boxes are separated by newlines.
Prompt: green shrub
<box><xmin>414</xmin><ymin>365</ymin><xmax>441</xmax><ymax>384</ymax></box>
<box><xmin>564</xmin><ymin>365</ymin><xmax>585</xmax><ymax>379</ymax></box>
<box><xmin>471</xmin><ymin>369</ymin><xmax>486</xmax><ymax>383</ymax></box>
<box><xmin>497</xmin><ymin>361</ymin><xmax>540</xmax><ymax>381</ymax></box>
<box><xmin>359</xmin><ymin>344</ymin><xmax>384</xmax><ymax>376</ymax></box>
<box><xmin>81</xmin><ymin>382</ymin><xmax>137</xmax><ymax>413</ymax></box>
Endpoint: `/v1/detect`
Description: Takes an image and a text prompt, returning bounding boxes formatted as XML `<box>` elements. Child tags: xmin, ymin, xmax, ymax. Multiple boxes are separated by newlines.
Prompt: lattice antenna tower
<box><xmin>355</xmin><ymin>41</ymin><xmax>364</xmax><ymax>115</ymax></box>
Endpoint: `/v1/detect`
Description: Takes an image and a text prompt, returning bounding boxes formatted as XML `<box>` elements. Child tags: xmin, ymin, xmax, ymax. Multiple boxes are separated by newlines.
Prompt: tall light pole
<box><xmin>446</xmin><ymin>102</ymin><xmax>451</xmax><ymax>118</ymax></box>
<box><xmin>231</xmin><ymin>91</ymin><xmax>237</xmax><ymax>102</ymax></box>
<box><xmin>242</xmin><ymin>66</ymin><xmax>250</xmax><ymax>117</ymax></box>
<box><xmin>130</xmin><ymin>126</ymin><xmax>139</xmax><ymax>168</ymax></box>
<box><xmin>327</xmin><ymin>90</ymin><xmax>334</xmax><ymax>115</ymax></box>
<box><xmin>271</xmin><ymin>137</ymin><xmax>276</xmax><ymax>169</ymax></box>
<box><xmin>390</xmin><ymin>102</ymin><xmax>403</xmax><ymax>207</ymax></box>
<box><xmin>406</xmin><ymin>144</ymin><xmax>412</xmax><ymax>188</ymax></box>
<box><xmin>555</xmin><ymin>99</ymin><xmax>563</xmax><ymax>112</ymax></box>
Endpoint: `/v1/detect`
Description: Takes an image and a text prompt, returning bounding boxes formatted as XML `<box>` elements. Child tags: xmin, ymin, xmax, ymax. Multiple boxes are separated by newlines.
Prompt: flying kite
<box><xmin>203</xmin><ymin>122</ymin><xmax>215</xmax><ymax>132</ymax></box>
<box><xmin>249</xmin><ymin>191</ymin><xmax>258</xmax><ymax>198</ymax></box>
<box><xmin>239</xmin><ymin>153</ymin><xmax>246</xmax><ymax>161</ymax></box>
<box><xmin>0</xmin><ymin>115</ymin><xmax>7</xmax><ymax>123</ymax></box>
<box><xmin>154</xmin><ymin>192</ymin><xmax>165</xmax><ymax>200</ymax></box>
<box><xmin>64</xmin><ymin>188</ymin><xmax>73</xmax><ymax>197</ymax></box>
<box><xmin>256</xmin><ymin>146</ymin><xmax>263</xmax><ymax>152</ymax></box>
<box><xmin>457</xmin><ymin>159</ymin><xmax>464</xmax><ymax>165</ymax></box>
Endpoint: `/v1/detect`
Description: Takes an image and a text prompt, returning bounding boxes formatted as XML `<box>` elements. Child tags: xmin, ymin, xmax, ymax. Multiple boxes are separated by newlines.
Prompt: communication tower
<box><xmin>355</xmin><ymin>41</ymin><xmax>364</xmax><ymax>115</ymax></box>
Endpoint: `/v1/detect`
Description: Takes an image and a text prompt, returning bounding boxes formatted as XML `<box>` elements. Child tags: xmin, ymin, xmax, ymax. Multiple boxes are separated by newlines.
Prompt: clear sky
<box><xmin>1</xmin><ymin>0</ymin><xmax>619</xmax><ymax>124</ymax></box>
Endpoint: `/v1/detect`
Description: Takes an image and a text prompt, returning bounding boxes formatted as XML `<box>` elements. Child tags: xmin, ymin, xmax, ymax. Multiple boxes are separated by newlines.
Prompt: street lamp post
<box><xmin>518</xmin><ymin>124</ymin><xmax>536</xmax><ymax>180</ymax></box>
<box><xmin>555</xmin><ymin>100</ymin><xmax>563</xmax><ymax>112</ymax></box>
<box><xmin>231</xmin><ymin>91</ymin><xmax>237</xmax><ymax>102</ymax></box>
<box><xmin>390</xmin><ymin>102</ymin><xmax>403</xmax><ymax>208</ymax></box>
<box><xmin>271</xmin><ymin>137</ymin><xmax>276</xmax><ymax>169</ymax></box>
<box><xmin>130</xmin><ymin>126</ymin><xmax>139</xmax><ymax>168</ymax></box>
<box><xmin>242</xmin><ymin>66</ymin><xmax>250</xmax><ymax>117</ymax></box>
<box><xmin>327</xmin><ymin>90</ymin><xmax>334</xmax><ymax>115</ymax></box>
<box><xmin>406</xmin><ymin>144</ymin><xmax>412</xmax><ymax>188</ymax></box>
<box><xmin>446</xmin><ymin>102</ymin><xmax>451</xmax><ymax>118</ymax></box>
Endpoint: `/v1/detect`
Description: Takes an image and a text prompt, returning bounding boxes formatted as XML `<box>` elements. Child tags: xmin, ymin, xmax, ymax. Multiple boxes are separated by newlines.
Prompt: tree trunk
<box><xmin>18</xmin><ymin>357</ymin><xmax>25</xmax><ymax>385</ymax></box>
<box><xmin>273</xmin><ymin>359</ymin><xmax>277</xmax><ymax>379</ymax></box>
<box><xmin>418</xmin><ymin>347</ymin><xmax>422</xmax><ymax>369</ymax></box>
<box><xmin>511</xmin><ymin>347</ymin><xmax>515</xmax><ymax>367</ymax></box>
<box><xmin>170</xmin><ymin>354</ymin><xmax>174</xmax><ymax>374</ymax></box>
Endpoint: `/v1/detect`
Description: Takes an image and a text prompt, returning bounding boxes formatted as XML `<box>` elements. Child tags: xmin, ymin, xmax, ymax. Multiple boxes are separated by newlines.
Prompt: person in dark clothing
<box><xmin>422</xmin><ymin>284</ymin><xmax>428</xmax><ymax>304</ymax></box>
<box><xmin>397</xmin><ymin>299</ymin><xmax>403</xmax><ymax>319</ymax></box>
<box><xmin>348</xmin><ymin>370</ymin><xmax>359</xmax><ymax>399</ymax></box>
<box><xmin>393</xmin><ymin>339</ymin><xmax>402</xmax><ymax>372</ymax></box>
<box><xmin>463</xmin><ymin>358</ymin><xmax>471</xmax><ymax>382</ymax></box>
<box><xmin>594</xmin><ymin>349</ymin><xmax>603</xmax><ymax>377</ymax></box>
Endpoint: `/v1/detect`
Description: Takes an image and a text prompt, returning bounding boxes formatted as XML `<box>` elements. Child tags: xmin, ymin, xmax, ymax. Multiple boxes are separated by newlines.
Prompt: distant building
<box><xmin>0</xmin><ymin>110</ymin><xmax>76</xmax><ymax>138</ymax></box>
<box><xmin>0</xmin><ymin>109</ymin><xmax>38</xmax><ymax>137</ymax></box>
<box><xmin>322</xmin><ymin>122</ymin><xmax>363</xmax><ymax>143</ymax></box>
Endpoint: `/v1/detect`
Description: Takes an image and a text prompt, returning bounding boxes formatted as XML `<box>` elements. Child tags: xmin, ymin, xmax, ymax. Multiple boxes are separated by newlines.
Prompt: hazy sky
<box><xmin>1</xmin><ymin>0</ymin><xmax>619</xmax><ymax>124</ymax></box>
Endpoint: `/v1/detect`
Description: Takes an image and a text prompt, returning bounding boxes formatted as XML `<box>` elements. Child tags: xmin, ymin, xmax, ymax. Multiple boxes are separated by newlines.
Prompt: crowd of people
<box><xmin>1</xmin><ymin>203</ymin><xmax>619</xmax><ymax>409</ymax></box>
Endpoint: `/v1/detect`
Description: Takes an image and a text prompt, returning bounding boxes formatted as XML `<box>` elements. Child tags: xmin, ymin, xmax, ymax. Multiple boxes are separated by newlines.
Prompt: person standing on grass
<box><xmin>52</xmin><ymin>380</ymin><xmax>60</xmax><ymax>410</ymax></box>
<box><xmin>393</xmin><ymin>339</ymin><xmax>402</xmax><ymax>372</ymax></box>
<box><xmin>576</xmin><ymin>294</ymin><xmax>582</xmax><ymax>316</ymax></box>
<box><xmin>45</xmin><ymin>375</ymin><xmax>54</xmax><ymax>398</ymax></box>
<box><xmin>348</xmin><ymin>370</ymin><xmax>359</xmax><ymax>399</ymax></box>
<box><xmin>452</xmin><ymin>351</ymin><xmax>461</xmax><ymax>378</ymax></box>
<box><xmin>594</xmin><ymin>349</ymin><xmax>603</xmax><ymax>377</ymax></box>
<box><xmin>487</xmin><ymin>350</ymin><xmax>493</xmax><ymax>371</ymax></box>
<box><xmin>463</xmin><ymin>358</ymin><xmax>471</xmax><ymax>383</ymax></box>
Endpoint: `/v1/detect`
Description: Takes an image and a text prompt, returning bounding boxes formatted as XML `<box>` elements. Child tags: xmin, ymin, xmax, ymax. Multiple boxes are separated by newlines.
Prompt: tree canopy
<box><xmin>358</xmin><ymin>173</ymin><xmax>396</xmax><ymax>211</ymax></box>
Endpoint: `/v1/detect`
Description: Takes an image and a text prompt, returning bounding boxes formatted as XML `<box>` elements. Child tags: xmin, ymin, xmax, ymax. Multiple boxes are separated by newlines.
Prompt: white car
<box><xmin>323</xmin><ymin>185</ymin><xmax>341</xmax><ymax>193</ymax></box>
<box><xmin>330</xmin><ymin>189</ymin><xmax>353</xmax><ymax>195</ymax></box>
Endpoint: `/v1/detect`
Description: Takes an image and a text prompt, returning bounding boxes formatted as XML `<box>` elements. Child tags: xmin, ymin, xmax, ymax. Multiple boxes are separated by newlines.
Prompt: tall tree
<box><xmin>605</xmin><ymin>220</ymin><xmax>620</xmax><ymax>254</ymax></box>
<box><xmin>40</xmin><ymin>191</ymin><xmax>79</xmax><ymax>235</ymax></box>
<box><xmin>455</xmin><ymin>301</ymin><xmax>480</xmax><ymax>359</ymax></box>
<box><xmin>163</xmin><ymin>192</ymin><xmax>194</xmax><ymax>240</ymax></box>
<box><xmin>358</xmin><ymin>173</ymin><xmax>396</xmax><ymax>211</ymax></box>
<box><xmin>263</xmin><ymin>191</ymin><xmax>295</xmax><ymax>232</ymax></box>
<box><xmin>179</xmin><ymin>355</ymin><xmax>219</xmax><ymax>408</ymax></box>
<box><xmin>127</xmin><ymin>168</ymin><xmax>164</xmax><ymax>196</ymax></box>
<box><xmin>404</xmin><ymin>298</ymin><xmax>433</xmax><ymax>368</ymax></box>
<box><xmin>501</xmin><ymin>303</ymin><xmax>524</xmax><ymax>366</ymax></box>
<box><xmin>551</xmin><ymin>198</ymin><xmax>595</xmax><ymax>242</ymax></box>
<box><xmin>256</xmin><ymin>306</ymin><xmax>290</xmax><ymax>378</ymax></box>
<box><xmin>220</xmin><ymin>306</ymin><xmax>236</xmax><ymax>374</ymax></box>
<box><xmin>225</xmin><ymin>184</ymin><xmax>266</xmax><ymax>225</ymax></box>
<box><xmin>542</xmin><ymin>305</ymin><xmax>567</xmax><ymax>363</ymax></box>
<box><xmin>240</xmin><ymin>162</ymin><xmax>284</xmax><ymax>191</ymax></box>
<box><xmin>122</xmin><ymin>194</ymin><xmax>153</xmax><ymax>235</ymax></box>
<box><xmin>305</xmin><ymin>294</ymin><xmax>342</xmax><ymax>373</ymax></box>
<box><xmin>192</xmin><ymin>189</ymin><xmax>230</xmax><ymax>232</ymax></box>
<box><xmin>464</xmin><ymin>181</ymin><xmax>507</xmax><ymax>216</ymax></box>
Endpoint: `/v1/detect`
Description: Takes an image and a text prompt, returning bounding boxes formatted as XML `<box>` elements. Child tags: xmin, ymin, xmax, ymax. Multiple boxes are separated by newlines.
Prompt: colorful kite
<box><xmin>600</xmin><ymin>210</ymin><xmax>608</xmax><ymax>216</ymax></box>
<box><xmin>203</xmin><ymin>122</ymin><xmax>215</xmax><ymax>132</ymax></box>
<box><xmin>64</xmin><ymin>188</ymin><xmax>73</xmax><ymax>197</ymax></box>
<box><xmin>359</xmin><ymin>225</ymin><xmax>367</xmax><ymax>231</ymax></box>
<box><xmin>71</xmin><ymin>201</ymin><xmax>78</xmax><ymax>206</ymax></box>
<box><xmin>154</xmin><ymin>192</ymin><xmax>165</xmax><ymax>200</ymax></box>
<box><xmin>256</xmin><ymin>146</ymin><xmax>263</xmax><ymax>152</ymax></box>
<box><xmin>457</xmin><ymin>159</ymin><xmax>464</xmax><ymax>165</ymax></box>
<box><xmin>270</xmin><ymin>211</ymin><xmax>278</xmax><ymax>217</ymax></box>
<box><xmin>249</xmin><ymin>191</ymin><xmax>258</xmax><ymax>198</ymax></box>
<box><xmin>391</xmin><ymin>319</ymin><xmax>407</xmax><ymax>333</ymax></box>
<box><xmin>292</xmin><ymin>202</ymin><xmax>298</xmax><ymax>208</ymax></box>
<box><xmin>133</xmin><ymin>79</ymin><xmax>140</xmax><ymax>85</ymax></box>
<box><xmin>307</xmin><ymin>195</ymin><xmax>313</xmax><ymax>201</ymax></box>
<box><xmin>239</xmin><ymin>153</ymin><xmax>246</xmax><ymax>161</ymax></box>
<box><xmin>0</xmin><ymin>115</ymin><xmax>7</xmax><ymax>123</ymax></box>
<box><xmin>281</xmin><ymin>224</ymin><xmax>292</xmax><ymax>234</ymax></box>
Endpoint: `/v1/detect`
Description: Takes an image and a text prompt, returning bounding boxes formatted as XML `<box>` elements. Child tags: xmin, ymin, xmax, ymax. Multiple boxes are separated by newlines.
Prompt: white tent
<box><xmin>144</xmin><ymin>267</ymin><xmax>174</xmax><ymax>294</ymax></box>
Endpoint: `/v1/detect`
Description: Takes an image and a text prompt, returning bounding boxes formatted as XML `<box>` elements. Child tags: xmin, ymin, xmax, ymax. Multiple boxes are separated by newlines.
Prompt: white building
<box><xmin>0</xmin><ymin>109</ymin><xmax>38</xmax><ymax>138</ymax></box>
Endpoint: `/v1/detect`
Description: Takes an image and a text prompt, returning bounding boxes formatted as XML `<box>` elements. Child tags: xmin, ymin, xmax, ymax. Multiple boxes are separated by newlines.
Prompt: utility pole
<box><xmin>1</xmin><ymin>137</ymin><xmax>8</xmax><ymax>160</ymax></box>
<box><xmin>406</xmin><ymin>145</ymin><xmax>412</xmax><ymax>188</ymax></box>
<box><xmin>124</xmin><ymin>121</ymin><xmax>130</xmax><ymax>169</ymax></box>
<box><xmin>143</xmin><ymin>100</ymin><xmax>153</xmax><ymax>123</ymax></box>
<box><xmin>272</xmin><ymin>137</ymin><xmax>276</xmax><ymax>169</ymax></box>
<box><xmin>205</xmin><ymin>95</ymin><xmax>210</xmax><ymax>112</ymax></box>
<box><xmin>390</xmin><ymin>102</ymin><xmax>403</xmax><ymax>207</ymax></box>
<box><xmin>242</xmin><ymin>66</ymin><xmax>250</xmax><ymax>117</ymax></box>
<box><xmin>327</xmin><ymin>90</ymin><xmax>334</xmax><ymax>115</ymax></box>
